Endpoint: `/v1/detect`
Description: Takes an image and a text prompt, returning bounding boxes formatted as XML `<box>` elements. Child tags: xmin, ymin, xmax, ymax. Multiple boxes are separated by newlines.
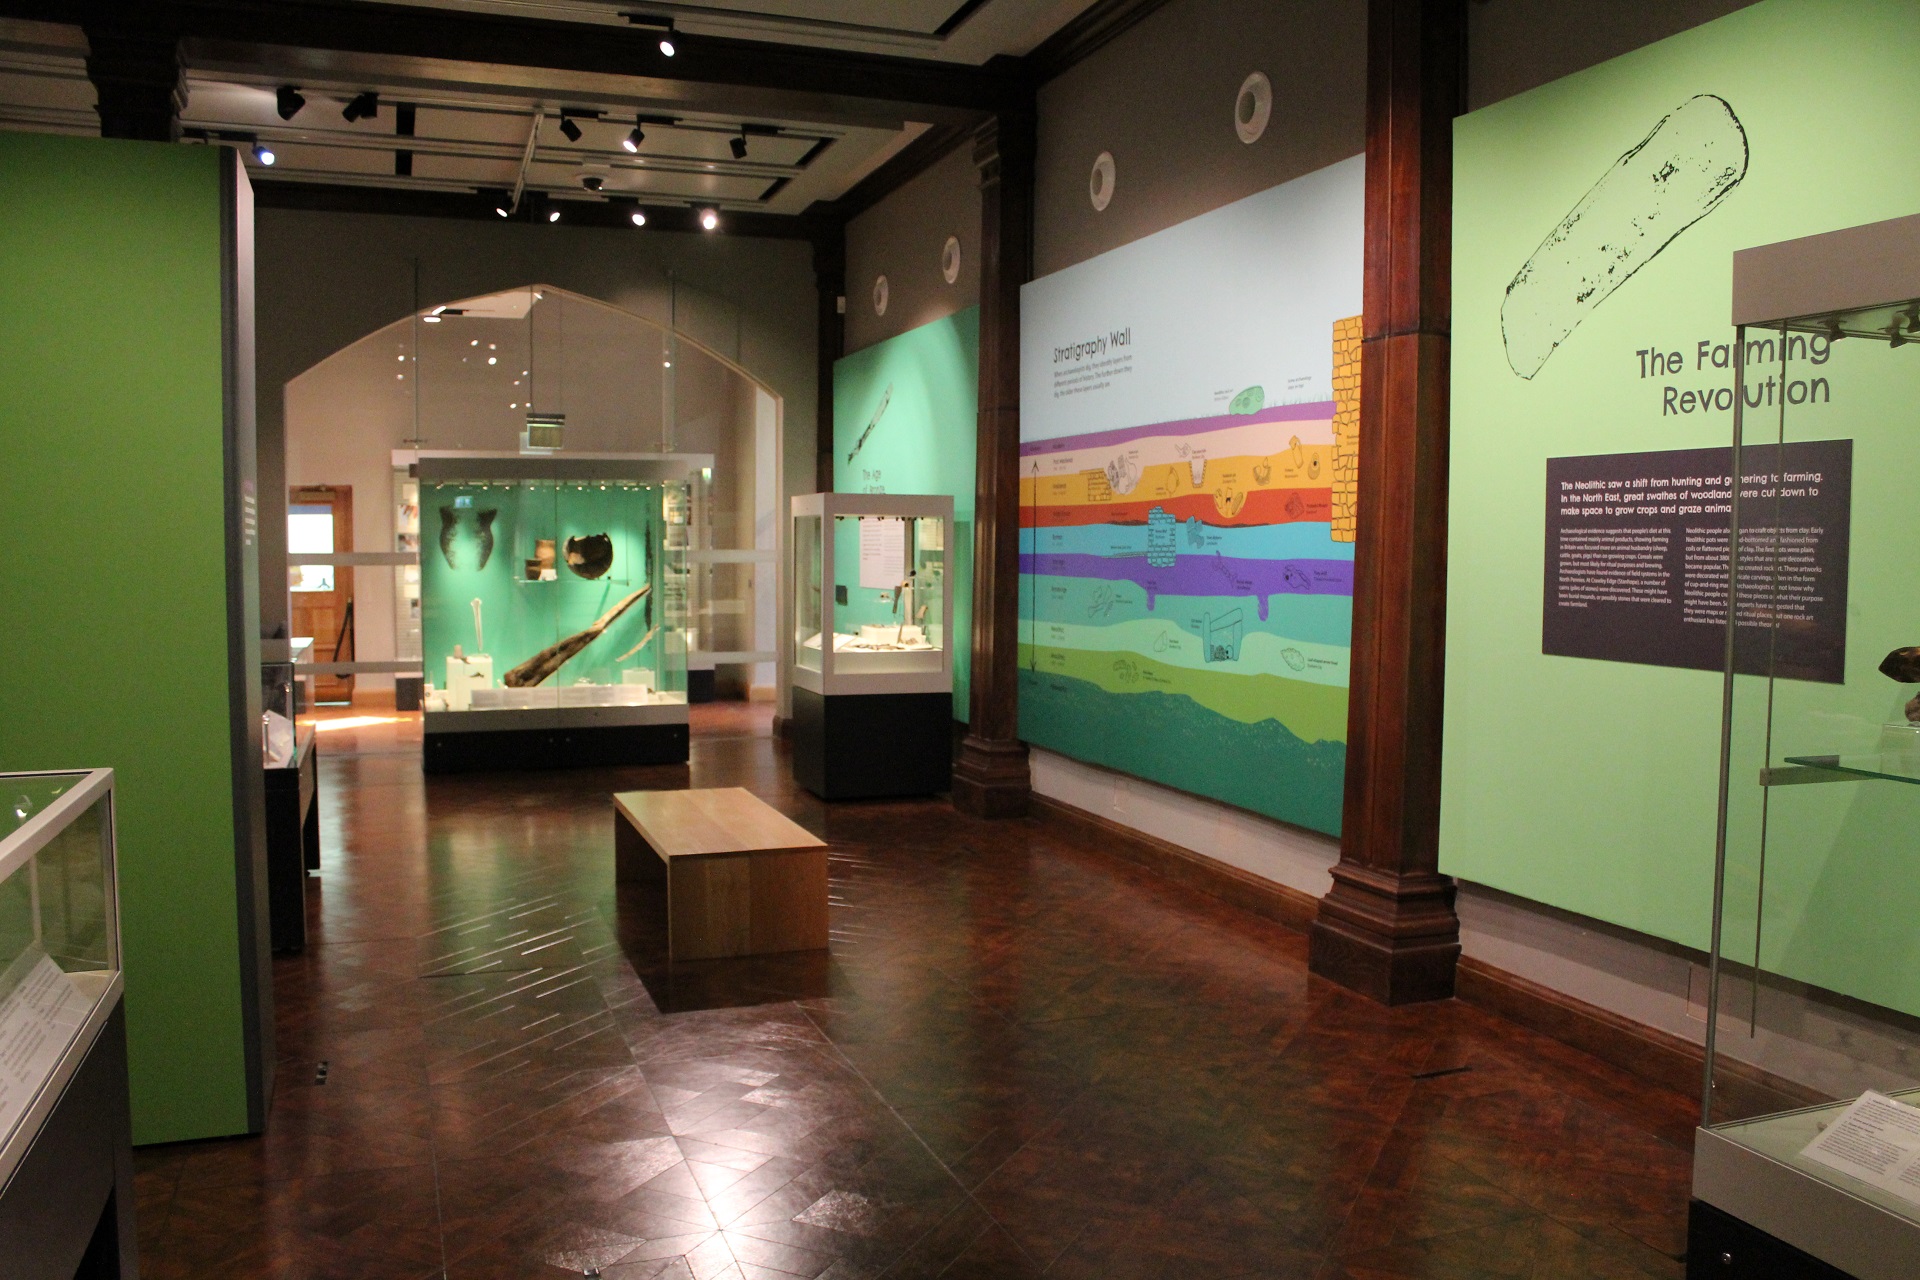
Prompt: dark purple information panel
<box><xmin>1543</xmin><ymin>441</ymin><xmax>1852</xmax><ymax>683</ymax></box>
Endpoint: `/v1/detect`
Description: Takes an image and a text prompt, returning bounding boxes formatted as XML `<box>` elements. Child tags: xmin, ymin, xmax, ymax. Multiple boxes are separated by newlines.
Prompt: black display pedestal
<box><xmin>0</xmin><ymin>1002</ymin><xmax>136</xmax><ymax>1280</ymax></box>
<box><xmin>791</xmin><ymin>687</ymin><xmax>952</xmax><ymax>800</ymax></box>
<box><xmin>425</xmin><ymin>722</ymin><xmax>690</xmax><ymax>774</ymax></box>
<box><xmin>1688</xmin><ymin>1200</ymin><xmax>1854</xmax><ymax>1279</ymax></box>
<box><xmin>263</xmin><ymin>727</ymin><xmax>318</xmax><ymax>953</ymax></box>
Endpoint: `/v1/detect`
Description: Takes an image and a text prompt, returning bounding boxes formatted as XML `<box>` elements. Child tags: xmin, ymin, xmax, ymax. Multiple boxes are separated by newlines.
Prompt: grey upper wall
<box><xmin>843</xmin><ymin>142</ymin><xmax>983</xmax><ymax>355</ymax></box>
<box><xmin>1034</xmin><ymin>0</ymin><xmax>1366</xmax><ymax>278</ymax></box>
<box><xmin>1467</xmin><ymin>0</ymin><xmax>1763</xmax><ymax>112</ymax></box>
<box><xmin>252</xmin><ymin>209</ymin><xmax>816</xmax><ymax>633</ymax></box>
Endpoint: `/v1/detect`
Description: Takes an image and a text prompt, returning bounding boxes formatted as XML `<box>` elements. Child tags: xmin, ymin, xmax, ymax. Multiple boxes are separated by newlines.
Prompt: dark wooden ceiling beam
<box><xmin>30</xmin><ymin>0</ymin><xmax>1024</xmax><ymax>123</ymax></box>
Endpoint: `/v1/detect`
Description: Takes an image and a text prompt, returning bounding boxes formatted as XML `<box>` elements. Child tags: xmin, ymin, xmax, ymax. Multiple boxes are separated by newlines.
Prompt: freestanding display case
<box><xmin>261</xmin><ymin>660</ymin><xmax>318</xmax><ymax>953</ymax></box>
<box><xmin>1694</xmin><ymin>214</ymin><xmax>1920</xmax><ymax>1279</ymax></box>
<box><xmin>790</xmin><ymin>493</ymin><xmax>954</xmax><ymax>799</ymax></box>
<box><xmin>0</xmin><ymin>768</ymin><xmax>136</xmax><ymax>1279</ymax></box>
<box><xmin>417</xmin><ymin>452</ymin><xmax>699</xmax><ymax>772</ymax></box>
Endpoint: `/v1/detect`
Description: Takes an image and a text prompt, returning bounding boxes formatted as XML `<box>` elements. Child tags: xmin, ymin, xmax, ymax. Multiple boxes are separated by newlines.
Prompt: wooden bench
<box><xmin>613</xmin><ymin>787</ymin><xmax>829</xmax><ymax>962</ymax></box>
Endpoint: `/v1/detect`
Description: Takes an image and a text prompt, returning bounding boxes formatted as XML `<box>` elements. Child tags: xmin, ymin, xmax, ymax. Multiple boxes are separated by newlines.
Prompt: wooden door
<box><xmin>289</xmin><ymin>485</ymin><xmax>355</xmax><ymax>704</ymax></box>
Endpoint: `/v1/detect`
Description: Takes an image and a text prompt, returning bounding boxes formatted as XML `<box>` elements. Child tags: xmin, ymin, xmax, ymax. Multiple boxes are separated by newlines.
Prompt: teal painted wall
<box><xmin>0</xmin><ymin>133</ymin><xmax>254</xmax><ymax>1141</ymax></box>
<box><xmin>832</xmin><ymin>308</ymin><xmax>979</xmax><ymax>718</ymax></box>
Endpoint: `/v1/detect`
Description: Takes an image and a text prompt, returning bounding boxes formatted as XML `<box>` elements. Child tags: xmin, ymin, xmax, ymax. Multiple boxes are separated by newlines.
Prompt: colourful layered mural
<box><xmin>1016</xmin><ymin>159</ymin><xmax>1364</xmax><ymax>834</ymax></box>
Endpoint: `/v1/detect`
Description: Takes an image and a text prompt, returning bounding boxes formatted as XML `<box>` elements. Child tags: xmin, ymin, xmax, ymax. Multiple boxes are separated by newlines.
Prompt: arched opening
<box><xmin>281</xmin><ymin>284</ymin><xmax>782</xmax><ymax>754</ymax></box>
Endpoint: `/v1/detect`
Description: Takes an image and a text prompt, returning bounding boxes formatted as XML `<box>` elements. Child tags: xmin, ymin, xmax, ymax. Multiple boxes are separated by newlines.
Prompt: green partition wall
<box><xmin>1443</xmin><ymin>0</ymin><xmax>1920</xmax><ymax>984</ymax></box>
<box><xmin>0</xmin><ymin>133</ymin><xmax>268</xmax><ymax>1143</ymax></box>
<box><xmin>832</xmin><ymin>307</ymin><xmax>979</xmax><ymax>717</ymax></box>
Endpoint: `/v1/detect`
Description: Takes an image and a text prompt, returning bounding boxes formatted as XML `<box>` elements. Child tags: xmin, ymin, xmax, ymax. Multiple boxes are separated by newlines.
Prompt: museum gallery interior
<box><xmin>11</xmin><ymin>0</ymin><xmax>1920</xmax><ymax>1276</ymax></box>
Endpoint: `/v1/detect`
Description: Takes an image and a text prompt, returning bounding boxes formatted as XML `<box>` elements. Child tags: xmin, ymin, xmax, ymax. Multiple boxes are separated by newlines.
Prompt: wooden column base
<box><xmin>951</xmin><ymin>734</ymin><xmax>1030</xmax><ymax>818</ymax></box>
<box><xmin>1308</xmin><ymin>863</ymin><xmax>1459</xmax><ymax>1005</ymax></box>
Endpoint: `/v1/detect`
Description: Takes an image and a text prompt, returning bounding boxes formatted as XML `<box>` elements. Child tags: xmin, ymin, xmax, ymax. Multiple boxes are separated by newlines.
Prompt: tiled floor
<box><xmin>133</xmin><ymin>703</ymin><xmax>1695</xmax><ymax>1278</ymax></box>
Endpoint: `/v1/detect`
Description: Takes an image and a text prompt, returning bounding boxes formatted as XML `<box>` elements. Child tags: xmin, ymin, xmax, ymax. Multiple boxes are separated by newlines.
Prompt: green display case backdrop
<box><xmin>420</xmin><ymin>478</ymin><xmax>681</xmax><ymax>695</ymax></box>
<box><xmin>1444</xmin><ymin>0</ymin><xmax>1920</xmax><ymax>1000</ymax></box>
<box><xmin>0</xmin><ymin>133</ymin><xmax>259</xmax><ymax>1142</ymax></box>
<box><xmin>832</xmin><ymin>307</ymin><xmax>978</xmax><ymax>719</ymax></box>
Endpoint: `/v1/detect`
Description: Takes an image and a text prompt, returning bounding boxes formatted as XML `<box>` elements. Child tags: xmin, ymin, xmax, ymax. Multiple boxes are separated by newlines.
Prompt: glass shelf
<box><xmin>1709</xmin><ymin>1088</ymin><xmax>1920</xmax><ymax>1229</ymax></box>
<box><xmin>1781</xmin><ymin>754</ymin><xmax>1920</xmax><ymax>786</ymax></box>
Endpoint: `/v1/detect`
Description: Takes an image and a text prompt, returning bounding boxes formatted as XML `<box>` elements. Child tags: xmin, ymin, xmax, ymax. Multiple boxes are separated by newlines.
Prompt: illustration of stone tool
<box><xmin>503</xmin><ymin>585</ymin><xmax>651</xmax><ymax>687</ymax></box>
<box><xmin>846</xmin><ymin>382</ymin><xmax>893</xmax><ymax>463</ymax></box>
<box><xmin>1502</xmin><ymin>94</ymin><xmax>1748</xmax><ymax>379</ymax></box>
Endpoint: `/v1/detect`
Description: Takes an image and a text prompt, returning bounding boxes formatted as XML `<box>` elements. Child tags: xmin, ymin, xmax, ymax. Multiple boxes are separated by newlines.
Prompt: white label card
<box><xmin>858</xmin><ymin>518</ymin><xmax>905</xmax><ymax>590</ymax></box>
<box><xmin>1800</xmin><ymin>1090</ymin><xmax>1920</xmax><ymax>1205</ymax></box>
<box><xmin>0</xmin><ymin>952</ymin><xmax>88</xmax><ymax>1141</ymax></box>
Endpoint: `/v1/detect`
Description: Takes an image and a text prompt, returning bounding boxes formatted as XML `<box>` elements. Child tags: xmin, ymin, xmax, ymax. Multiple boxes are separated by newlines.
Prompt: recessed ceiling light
<box><xmin>630</xmin><ymin>210</ymin><xmax>647</xmax><ymax>227</ymax></box>
<box><xmin>582</xmin><ymin>175</ymin><xmax>604</xmax><ymax>192</ymax></box>
<box><xmin>548</xmin><ymin>208</ymin><xmax>561</xmax><ymax>223</ymax></box>
<box><xmin>699</xmin><ymin>208</ymin><xmax>719</xmax><ymax>231</ymax></box>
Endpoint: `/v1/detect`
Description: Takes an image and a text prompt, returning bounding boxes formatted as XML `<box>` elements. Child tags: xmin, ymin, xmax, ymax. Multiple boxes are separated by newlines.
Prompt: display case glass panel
<box><xmin>262</xmin><ymin>661</ymin><xmax>299</xmax><ymax>767</ymax></box>
<box><xmin>790</xmin><ymin>493</ymin><xmax>954</xmax><ymax>694</ymax></box>
<box><xmin>1700</xmin><ymin>269</ymin><xmax>1920</xmax><ymax>1266</ymax></box>
<box><xmin>417</xmin><ymin>459</ymin><xmax>691</xmax><ymax>715</ymax></box>
<box><xmin>0</xmin><ymin>769</ymin><xmax>120</xmax><ymax>1180</ymax></box>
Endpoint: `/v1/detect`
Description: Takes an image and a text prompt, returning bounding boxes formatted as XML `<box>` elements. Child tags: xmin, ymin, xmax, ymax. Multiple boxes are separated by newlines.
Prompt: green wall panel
<box><xmin>832</xmin><ymin>308</ymin><xmax>978</xmax><ymax>718</ymax></box>
<box><xmin>0</xmin><ymin>133</ymin><xmax>252</xmax><ymax>1141</ymax></box>
<box><xmin>1444</xmin><ymin>0</ymin><xmax>1920</xmax><ymax>980</ymax></box>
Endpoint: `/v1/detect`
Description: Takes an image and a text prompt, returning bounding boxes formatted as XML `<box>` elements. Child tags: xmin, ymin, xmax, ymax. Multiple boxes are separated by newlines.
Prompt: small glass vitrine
<box><xmin>789</xmin><ymin>493</ymin><xmax>954</xmax><ymax>799</ymax></box>
<box><xmin>0</xmin><ymin>769</ymin><xmax>120</xmax><ymax>1187</ymax></box>
<box><xmin>1695</xmin><ymin>213</ymin><xmax>1920</xmax><ymax>1278</ymax></box>
<box><xmin>790</xmin><ymin>492</ymin><xmax>953</xmax><ymax>694</ymax></box>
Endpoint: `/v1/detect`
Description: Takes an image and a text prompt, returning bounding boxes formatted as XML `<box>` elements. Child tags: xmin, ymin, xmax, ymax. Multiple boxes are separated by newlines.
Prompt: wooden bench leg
<box><xmin>615</xmin><ymin>813</ymin><xmax>666</xmax><ymax>885</ymax></box>
<box><xmin>669</xmin><ymin>854</ymin><xmax>751</xmax><ymax>961</ymax></box>
<box><xmin>750</xmin><ymin>849</ymin><xmax>830</xmax><ymax>955</ymax></box>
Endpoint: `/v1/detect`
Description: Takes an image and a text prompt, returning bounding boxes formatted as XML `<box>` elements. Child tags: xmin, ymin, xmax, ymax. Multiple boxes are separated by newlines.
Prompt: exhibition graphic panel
<box><xmin>832</xmin><ymin>308</ymin><xmax>978</xmax><ymax>719</ymax></box>
<box><xmin>1018</xmin><ymin>158</ymin><xmax>1362</xmax><ymax>834</ymax></box>
<box><xmin>1443</xmin><ymin>0</ymin><xmax>1920</xmax><ymax>983</ymax></box>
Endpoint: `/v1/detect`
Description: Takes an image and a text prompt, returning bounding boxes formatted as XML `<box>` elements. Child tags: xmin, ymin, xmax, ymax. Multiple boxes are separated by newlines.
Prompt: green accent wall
<box><xmin>1444</xmin><ymin>0</ymin><xmax>1920</xmax><ymax>998</ymax></box>
<box><xmin>832</xmin><ymin>308</ymin><xmax>978</xmax><ymax>718</ymax></box>
<box><xmin>0</xmin><ymin>134</ymin><xmax>255</xmax><ymax>1141</ymax></box>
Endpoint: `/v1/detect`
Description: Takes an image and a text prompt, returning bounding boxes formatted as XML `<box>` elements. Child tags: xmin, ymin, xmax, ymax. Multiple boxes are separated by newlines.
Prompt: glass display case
<box><xmin>0</xmin><ymin>768</ymin><xmax>120</xmax><ymax>1188</ymax></box>
<box><xmin>1695</xmin><ymin>213</ymin><xmax>1920</xmax><ymax>1278</ymax></box>
<box><xmin>789</xmin><ymin>493</ymin><xmax>954</xmax><ymax>799</ymax></box>
<box><xmin>416</xmin><ymin>453</ymin><xmax>700</xmax><ymax>772</ymax></box>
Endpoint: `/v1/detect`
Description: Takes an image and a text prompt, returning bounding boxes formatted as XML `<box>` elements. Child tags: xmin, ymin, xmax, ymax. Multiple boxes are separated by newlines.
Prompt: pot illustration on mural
<box><xmin>1502</xmin><ymin>93</ymin><xmax>1749</xmax><ymax>379</ymax></box>
<box><xmin>564</xmin><ymin>533</ymin><xmax>614</xmax><ymax>580</ymax></box>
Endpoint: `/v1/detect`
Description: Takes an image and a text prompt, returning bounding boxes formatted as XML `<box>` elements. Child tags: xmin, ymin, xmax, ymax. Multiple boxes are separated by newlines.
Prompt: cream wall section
<box><xmin>254</xmin><ymin>209</ymin><xmax>817</xmax><ymax>708</ymax></box>
<box><xmin>844</xmin><ymin>143</ymin><xmax>982</xmax><ymax>355</ymax></box>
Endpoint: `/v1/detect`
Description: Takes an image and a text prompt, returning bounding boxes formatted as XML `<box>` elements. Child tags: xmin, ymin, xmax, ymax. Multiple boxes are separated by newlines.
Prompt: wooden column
<box><xmin>1307</xmin><ymin>0</ymin><xmax>1464</xmax><ymax>1005</ymax></box>
<box><xmin>952</xmin><ymin>111</ymin><xmax>1035</xmax><ymax>819</ymax></box>
<box><xmin>82</xmin><ymin>23</ymin><xmax>184</xmax><ymax>142</ymax></box>
<box><xmin>812</xmin><ymin>226</ymin><xmax>845</xmax><ymax>494</ymax></box>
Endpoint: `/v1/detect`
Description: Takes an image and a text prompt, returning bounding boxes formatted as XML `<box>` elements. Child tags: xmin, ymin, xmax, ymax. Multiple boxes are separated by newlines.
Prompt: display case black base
<box><xmin>1687</xmin><ymin>1200</ymin><xmax>1854</xmax><ymax>1279</ymax></box>
<box><xmin>791</xmin><ymin>687</ymin><xmax>952</xmax><ymax>800</ymax></box>
<box><xmin>425</xmin><ymin>722</ymin><xmax>690</xmax><ymax>773</ymax></box>
<box><xmin>263</xmin><ymin>729</ymin><xmax>318</xmax><ymax>953</ymax></box>
<box><xmin>0</xmin><ymin>1003</ymin><xmax>136</xmax><ymax>1280</ymax></box>
<box><xmin>689</xmin><ymin>668</ymin><xmax>717</xmax><ymax>703</ymax></box>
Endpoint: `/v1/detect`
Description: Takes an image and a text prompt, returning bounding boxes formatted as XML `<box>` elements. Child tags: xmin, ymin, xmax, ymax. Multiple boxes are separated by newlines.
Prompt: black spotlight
<box><xmin>275</xmin><ymin>86</ymin><xmax>305</xmax><ymax>121</ymax></box>
<box><xmin>558</xmin><ymin>115</ymin><xmax>582</xmax><ymax>143</ymax></box>
<box><xmin>623</xmin><ymin>123</ymin><xmax>644</xmax><ymax>154</ymax></box>
<box><xmin>342</xmin><ymin>91</ymin><xmax>378</xmax><ymax>123</ymax></box>
<box><xmin>658</xmin><ymin>22</ymin><xmax>676</xmax><ymax>56</ymax></box>
<box><xmin>729</xmin><ymin>131</ymin><xmax>747</xmax><ymax>160</ymax></box>
<box><xmin>581</xmin><ymin>175</ymin><xmax>605</xmax><ymax>192</ymax></box>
